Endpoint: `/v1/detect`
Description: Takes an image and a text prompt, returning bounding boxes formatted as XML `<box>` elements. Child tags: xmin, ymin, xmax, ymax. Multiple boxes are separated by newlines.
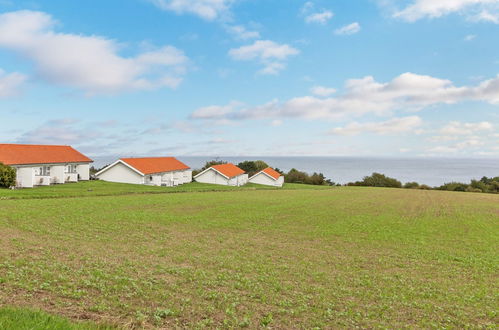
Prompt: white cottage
<box><xmin>96</xmin><ymin>157</ymin><xmax>192</xmax><ymax>186</ymax></box>
<box><xmin>194</xmin><ymin>163</ymin><xmax>248</xmax><ymax>186</ymax></box>
<box><xmin>0</xmin><ymin>144</ymin><xmax>92</xmax><ymax>188</ymax></box>
<box><xmin>248</xmin><ymin>167</ymin><xmax>284</xmax><ymax>187</ymax></box>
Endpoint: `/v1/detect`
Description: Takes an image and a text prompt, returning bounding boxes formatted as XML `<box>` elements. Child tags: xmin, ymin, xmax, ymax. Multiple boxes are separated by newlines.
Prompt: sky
<box><xmin>0</xmin><ymin>0</ymin><xmax>498</xmax><ymax>158</ymax></box>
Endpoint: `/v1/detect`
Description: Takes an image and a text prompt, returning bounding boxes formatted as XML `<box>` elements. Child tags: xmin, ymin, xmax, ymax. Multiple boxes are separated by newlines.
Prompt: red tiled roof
<box><xmin>262</xmin><ymin>167</ymin><xmax>282</xmax><ymax>180</ymax></box>
<box><xmin>212</xmin><ymin>163</ymin><xmax>245</xmax><ymax>178</ymax></box>
<box><xmin>0</xmin><ymin>144</ymin><xmax>92</xmax><ymax>165</ymax></box>
<box><xmin>121</xmin><ymin>157</ymin><xmax>190</xmax><ymax>175</ymax></box>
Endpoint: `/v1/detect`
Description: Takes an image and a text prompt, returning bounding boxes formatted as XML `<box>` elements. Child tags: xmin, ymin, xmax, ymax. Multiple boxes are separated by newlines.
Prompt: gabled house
<box><xmin>0</xmin><ymin>144</ymin><xmax>92</xmax><ymax>188</ymax></box>
<box><xmin>95</xmin><ymin>157</ymin><xmax>192</xmax><ymax>186</ymax></box>
<box><xmin>249</xmin><ymin>167</ymin><xmax>284</xmax><ymax>187</ymax></box>
<box><xmin>194</xmin><ymin>163</ymin><xmax>248</xmax><ymax>186</ymax></box>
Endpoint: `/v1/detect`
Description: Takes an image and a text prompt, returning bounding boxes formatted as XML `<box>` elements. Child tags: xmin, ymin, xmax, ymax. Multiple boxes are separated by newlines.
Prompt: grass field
<box><xmin>0</xmin><ymin>182</ymin><xmax>498</xmax><ymax>328</ymax></box>
<box><xmin>0</xmin><ymin>181</ymin><xmax>328</xmax><ymax>200</ymax></box>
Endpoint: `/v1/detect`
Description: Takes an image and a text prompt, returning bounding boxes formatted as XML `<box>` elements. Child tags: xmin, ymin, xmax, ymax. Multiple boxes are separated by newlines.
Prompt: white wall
<box><xmin>195</xmin><ymin>169</ymin><xmax>248</xmax><ymax>186</ymax></box>
<box><xmin>97</xmin><ymin>162</ymin><xmax>144</xmax><ymax>185</ymax></box>
<box><xmin>16</xmin><ymin>167</ymin><xmax>34</xmax><ymax>188</ymax></box>
<box><xmin>77</xmin><ymin>164</ymin><xmax>90</xmax><ymax>181</ymax></box>
<box><xmin>51</xmin><ymin>165</ymin><xmax>65</xmax><ymax>184</ymax></box>
<box><xmin>249</xmin><ymin>173</ymin><xmax>283</xmax><ymax>187</ymax></box>
<box><xmin>195</xmin><ymin>169</ymin><xmax>230</xmax><ymax>185</ymax></box>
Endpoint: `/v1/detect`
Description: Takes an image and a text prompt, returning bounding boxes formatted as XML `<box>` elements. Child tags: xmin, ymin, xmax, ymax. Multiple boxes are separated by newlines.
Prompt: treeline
<box><xmin>347</xmin><ymin>172</ymin><xmax>499</xmax><ymax>194</ymax></box>
<box><xmin>194</xmin><ymin>160</ymin><xmax>332</xmax><ymax>186</ymax></box>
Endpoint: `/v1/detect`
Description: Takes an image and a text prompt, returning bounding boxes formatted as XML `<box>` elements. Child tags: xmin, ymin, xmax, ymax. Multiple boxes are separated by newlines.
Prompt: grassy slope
<box><xmin>0</xmin><ymin>183</ymin><xmax>497</xmax><ymax>328</ymax></box>
<box><xmin>0</xmin><ymin>180</ymin><xmax>328</xmax><ymax>200</ymax></box>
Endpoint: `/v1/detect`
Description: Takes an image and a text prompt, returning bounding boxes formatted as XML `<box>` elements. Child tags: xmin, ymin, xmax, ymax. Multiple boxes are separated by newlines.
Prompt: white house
<box><xmin>0</xmin><ymin>144</ymin><xmax>92</xmax><ymax>188</ymax></box>
<box><xmin>95</xmin><ymin>157</ymin><xmax>192</xmax><ymax>186</ymax></box>
<box><xmin>249</xmin><ymin>167</ymin><xmax>284</xmax><ymax>187</ymax></box>
<box><xmin>194</xmin><ymin>163</ymin><xmax>248</xmax><ymax>186</ymax></box>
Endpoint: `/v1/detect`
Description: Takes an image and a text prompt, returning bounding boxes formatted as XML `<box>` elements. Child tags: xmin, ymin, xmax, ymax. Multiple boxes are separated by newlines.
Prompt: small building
<box><xmin>0</xmin><ymin>144</ymin><xmax>92</xmax><ymax>188</ymax></box>
<box><xmin>95</xmin><ymin>157</ymin><xmax>192</xmax><ymax>186</ymax></box>
<box><xmin>249</xmin><ymin>167</ymin><xmax>284</xmax><ymax>187</ymax></box>
<box><xmin>194</xmin><ymin>163</ymin><xmax>248</xmax><ymax>186</ymax></box>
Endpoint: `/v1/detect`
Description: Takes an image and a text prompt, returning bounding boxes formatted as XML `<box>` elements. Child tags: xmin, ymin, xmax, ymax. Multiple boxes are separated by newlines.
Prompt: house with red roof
<box><xmin>0</xmin><ymin>144</ymin><xmax>93</xmax><ymax>188</ymax></box>
<box><xmin>95</xmin><ymin>157</ymin><xmax>192</xmax><ymax>186</ymax></box>
<box><xmin>193</xmin><ymin>163</ymin><xmax>248</xmax><ymax>186</ymax></box>
<box><xmin>249</xmin><ymin>167</ymin><xmax>284</xmax><ymax>187</ymax></box>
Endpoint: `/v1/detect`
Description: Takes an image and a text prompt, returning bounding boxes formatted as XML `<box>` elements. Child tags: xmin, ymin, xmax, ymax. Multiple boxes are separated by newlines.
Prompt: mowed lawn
<box><xmin>0</xmin><ymin>184</ymin><xmax>498</xmax><ymax>328</ymax></box>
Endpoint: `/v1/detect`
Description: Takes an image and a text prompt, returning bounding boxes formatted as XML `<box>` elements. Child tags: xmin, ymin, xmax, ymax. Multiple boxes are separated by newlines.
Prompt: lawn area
<box><xmin>0</xmin><ymin>184</ymin><xmax>497</xmax><ymax>328</ymax></box>
<box><xmin>0</xmin><ymin>180</ymin><xmax>329</xmax><ymax>200</ymax></box>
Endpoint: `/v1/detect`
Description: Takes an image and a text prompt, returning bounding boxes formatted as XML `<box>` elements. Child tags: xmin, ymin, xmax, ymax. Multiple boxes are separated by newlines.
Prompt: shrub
<box><xmin>437</xmin><ymin>182</ymin><xmax>469</xmax><ymax>192</ymax></box>
<box><xmin>404</xmin><ymin>182</ymin><xmax>420</xmax><ymax>189</ymax></box>
<box><xmin>284</xmin><ymin>168</ymin><xmax>329</xmax><ymax>185</ymax></box>
<box><xmin>0</xmin><ymin>162</ymin><xmax>16</xmax><ymax>188</ymax></box>
<box><xmin>348</xmin><ymin>173</ymin><xmax>402</xmax><ymax>188</ymax></box>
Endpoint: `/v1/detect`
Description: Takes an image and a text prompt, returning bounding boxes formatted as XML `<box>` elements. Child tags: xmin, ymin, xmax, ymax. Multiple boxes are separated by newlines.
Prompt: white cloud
<box><xmin>311</xmin><ymin>86</ymin><xmax>337</xmax><ymax>97</ymax></box>
<box><xmin>464</xmin><ymin>34</ymin><xmax>476</xmax><ymax>41</ymax></box>
<box><xmin>0</xmin><ymin>68</ymin><xmax>26</xmax><ymax>98</ymax></box>
<box><xmin>271</xmin><ymin>119</ymin><xmax>283</xmax><ymax>127</ymax></box>
<box><xmin>190</xmin><ymin>72</ymin><xmax>499</xmax><ymax>122</ymax></box>
<box><xmin>306</xmin><ymin>11</ymin><xmax>334</xmax><ymax>24</ymax></box>
<box><xmin>228</xmin><ymin>40</ymin><xmax>299</xmax><ymax>75</ymax></box>
<box><xmin>330</xmin><ymin>116</ymin><xmax>423</xmax><ymax>136</ymax></box>
<box><xmin>225</xmin><ymin>25</ymin><xmax>260</xmax><ymax>40</ymax></box>
<box><xmin>334</xmin><ymin>22</ymin><xmax>361</xmax><ymax>35</ymax></box>
<box><xmin>190</xmin><ymin>101</ymin><xmax>242</xmax><ymax>119</ymax></box>
<box><xmin>16</xmin><ymin>119</ymin><xmax>101</xmax><ymax>145</ymax></box>
<box><xmin>393</xmin><ymin>0</ymin><xmax>499</xmax><ymax>23</ymax></box>
<box><xmin>148</xmin><ymin>0</ymin><xmax>234</xmax><ymax>21</ymax></box>
<box><xmin>0</xmin><ymin>10</ymin><xmax>189</xmax><ymax>94</ymax></box>
<box><xmin>428</xmin><ymin>137</ymin><xmax>486</xmax><ymax>153</ymax></box>
<box><xmin>301</xmin><ymin>2</ymin><xmax>334</xmax><ymax>24</ymax></box>
<box><xmin>440</xmin><ymin>121</ymin><xmax>493</xmax><ymax>135</ymax></box>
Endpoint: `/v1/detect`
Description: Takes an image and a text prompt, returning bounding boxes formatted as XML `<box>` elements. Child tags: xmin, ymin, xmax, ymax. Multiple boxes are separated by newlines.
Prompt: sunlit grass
<box><xmin>0</xmin><ymin>184</ymin><xmax>497</xmax><ymax>328</ymax></box>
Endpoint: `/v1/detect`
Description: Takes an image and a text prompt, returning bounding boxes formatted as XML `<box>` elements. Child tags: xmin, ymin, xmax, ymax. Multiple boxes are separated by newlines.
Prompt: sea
<box><xmin>91</xmin><ymin>156</ymin><xmax>499</xmax><ymax>187</ymax></box>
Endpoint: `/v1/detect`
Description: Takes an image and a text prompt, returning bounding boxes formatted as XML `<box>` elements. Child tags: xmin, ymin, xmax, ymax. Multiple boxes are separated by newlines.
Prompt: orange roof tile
<box><xmin>262</xmin><ymin>167</ymin><xmax>282</xmax><ymax>180</ymax></box>
<box><xmin>0</xmin><ymin>144</ymin><xmax>92</xmax><ymax>165</ymax></box>
<box><xmin>212</xmin><ymin>163</ymin><xmax>245</xmax><ymax>178</ymax></box>
<box><xmin>121</xmin><ymin>157</ymin><xmax>190</xmax><ymax>175</ymax></box>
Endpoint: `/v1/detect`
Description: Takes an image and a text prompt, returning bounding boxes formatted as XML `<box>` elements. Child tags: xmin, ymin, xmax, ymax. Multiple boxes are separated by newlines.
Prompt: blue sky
<box><xmin>0</xmin><ymin>0</ymin><xmax>498</xmax><ymax>158</ymax></box>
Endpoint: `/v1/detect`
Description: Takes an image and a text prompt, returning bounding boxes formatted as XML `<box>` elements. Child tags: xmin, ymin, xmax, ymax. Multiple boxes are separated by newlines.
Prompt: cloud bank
<box><xmin>0</xmin><ymin>10</ymin><xmax>189</xmax><ymax>95</ymax></box>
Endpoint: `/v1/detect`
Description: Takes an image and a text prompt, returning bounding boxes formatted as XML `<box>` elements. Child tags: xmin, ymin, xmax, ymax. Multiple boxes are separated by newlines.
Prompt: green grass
<box><xmin>0</xmin><ymin>307</ymin><xmax>109</xmax><ymax>329</ymax></box>
<box><xmin>0</xmin><ymin>183</ymin><xmax>497</xmax><ymax>328</ymax></box>
<box><xmin>0</xmin><ymin>180</ymin><xmax>329</xmax><ymax>200</ymax></box>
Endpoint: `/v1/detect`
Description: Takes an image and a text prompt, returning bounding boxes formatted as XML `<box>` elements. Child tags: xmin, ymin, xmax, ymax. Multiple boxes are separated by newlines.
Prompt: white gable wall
<box><xmin>97</xmin><ymin>162</ymin><xmax>144</xmax><ymax>185</ymax></box>
<box><xmin>249</xmin><ymin>172</ymin><xmax>284</xmax><ymax>187</ymax></box>
<box><xmin>195</xmin><ymin>168</ymin><xmax>229</xmax><ymax>185</ymax></box>
<box><xmin>195</xmin><ymin>169</ymin><xmax>248</xmax><ymax>186</ymax></box>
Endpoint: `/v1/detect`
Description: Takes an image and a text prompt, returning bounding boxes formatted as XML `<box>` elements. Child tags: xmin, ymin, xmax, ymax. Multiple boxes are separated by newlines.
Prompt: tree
<box><xmin>201</xmin><ymin>159</ymin><xmax>227</xmax><ymax>171</ymax></box>
<box><xmin>404</xmin><ymin>182</ymin><xmax>420</xmax><ymax>189</ymax></box>
<box><xmin>349</xmin><ymin>173</ymin><xmax>402</xmax><ymax>188</ymax></box>
<box><xmin>237</xmin><ymin>160</ymin><xmax>269</xmax><ymax>177</ymax></box>
<box><xmin>0</xmin><ymin>162</ymin><xmax>16</xmax><ymax>188</ymax></box>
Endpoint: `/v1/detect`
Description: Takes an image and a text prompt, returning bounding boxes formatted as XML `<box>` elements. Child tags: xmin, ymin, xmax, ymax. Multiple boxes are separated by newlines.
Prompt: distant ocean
<box><xmin>91</xmin><ymin>156</ymin><xmax>499</xmax><ymax>187</ymax></box>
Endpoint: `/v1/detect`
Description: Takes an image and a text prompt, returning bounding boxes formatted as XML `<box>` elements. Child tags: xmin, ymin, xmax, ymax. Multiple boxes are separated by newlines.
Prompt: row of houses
<box><xmin>0</xmin><ymin>144</ymin><xmax>284</xmax><ymax>188</ymax></box>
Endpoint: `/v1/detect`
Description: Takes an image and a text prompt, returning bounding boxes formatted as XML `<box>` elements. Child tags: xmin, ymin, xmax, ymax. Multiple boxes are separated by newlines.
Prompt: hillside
<box><xmin>0</xmin><ymin>183</ymin><xmax>497</xmax><ymax>328</ymax></box>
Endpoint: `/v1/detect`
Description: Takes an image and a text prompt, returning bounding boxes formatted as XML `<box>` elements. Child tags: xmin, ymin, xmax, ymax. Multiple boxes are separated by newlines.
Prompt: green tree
<box><xmin>0</xmin><ymin>162</ymin><xmax>16</xmax><ymax>188</ymax></box>
<box><xmin>201</xmin><ymin>160</ymin><xmax>227</xmax><ymax>171</ymax></box>
<box><xmin>349</xmin><ymin>173</ymin><xmax>402</xmax><ymax>188</ymax></box>
<box><xmin>237</xmin><ymin>160</ymin><xmax>269</xmax><ymax>177</ymax></box>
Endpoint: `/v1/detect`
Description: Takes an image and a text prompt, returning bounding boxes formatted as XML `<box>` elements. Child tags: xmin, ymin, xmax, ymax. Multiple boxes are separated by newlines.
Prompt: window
<box><xmin>65</xmin><ymin>164</ymin><xmax>76</xmax><ymax>173</ymax></box>
<box><xmin>39</xmin><ymin>166</ymin><xmax>50</xmax><ymax>176</ymax></box>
